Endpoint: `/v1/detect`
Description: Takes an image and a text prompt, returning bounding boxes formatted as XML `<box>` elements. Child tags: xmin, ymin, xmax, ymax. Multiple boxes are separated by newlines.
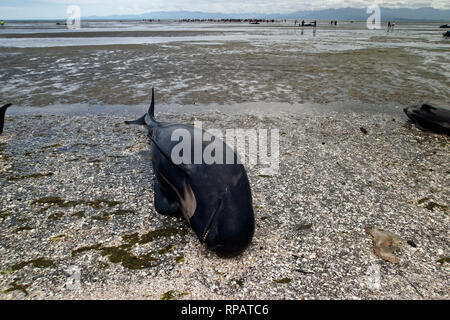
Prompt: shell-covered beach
<box><xmin>0</xmin><ymin>21</ymin><xmax>449</xmax><ymax>299</ymax></box>
<box><xmin>1</xmin><ymin>103</ymin><xmax>448</xmax><ymax>299</ymax></box>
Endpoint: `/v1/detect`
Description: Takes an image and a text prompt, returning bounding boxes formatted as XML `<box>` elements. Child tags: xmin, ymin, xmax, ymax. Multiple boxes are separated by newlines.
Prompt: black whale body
<box><xmin>404</xmin><ymin>104</ymin><xmax>450</xmax><ymax>136</ymax></box>
<box><xmin>126</xmin><ymin>89</ymin><xmax>255</xmax><ymax>257</ymax></box>
<box><xmin>0</xmin><ymin>103</ymin><xmax>12</xmax><ymax>135</ymax></box>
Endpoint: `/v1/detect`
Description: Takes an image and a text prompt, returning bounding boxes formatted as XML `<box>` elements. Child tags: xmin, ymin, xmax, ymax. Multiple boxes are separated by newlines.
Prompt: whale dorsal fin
<box><xmin>0</xmin><ymin>103</ymin><xmax>12</xmax><ymax>135</ymax></box>
<box><xmin>149</xmin><ymin>134</ymin><xmax>197</xmax><ymax>220</ymax></box>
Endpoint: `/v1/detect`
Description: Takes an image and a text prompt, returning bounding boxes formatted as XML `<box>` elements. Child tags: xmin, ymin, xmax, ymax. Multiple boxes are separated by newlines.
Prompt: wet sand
<box><xmin>0</xmin><ymin>30</ymin><xmax>227</xmax><ymax>38</ymax></box>
<box><xmin>1</xmin><ymin>23</ymin><xmax>449</xmax><ymax>107</ymax></box>
<box><xmin>0</xmin><ymin>103</ymin><xmax>448</xmax><ymax>299</ymax></box>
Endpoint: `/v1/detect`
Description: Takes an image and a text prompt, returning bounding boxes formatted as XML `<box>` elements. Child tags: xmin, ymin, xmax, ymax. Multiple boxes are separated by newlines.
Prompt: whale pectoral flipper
<box><xmin>414</xmin><ymin>122</ymin><xmax>427</xmax><ymax>131</ymax></box>
<box><xmin>154</xmin><ymin>180</ymin><xmax>182</xmax><ymax>217</ymax></box>
<box><xmin>154</xmin><ymin>181</ymin><xmax>183</xmax><ymax>217</ymax></box>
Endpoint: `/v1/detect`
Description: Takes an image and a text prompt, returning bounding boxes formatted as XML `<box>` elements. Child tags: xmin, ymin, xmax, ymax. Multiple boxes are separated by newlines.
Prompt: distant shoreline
<box><xmin>2</xmin><ymin>18</ymin><xmax>449</xmax><ymax>23</ymax></box>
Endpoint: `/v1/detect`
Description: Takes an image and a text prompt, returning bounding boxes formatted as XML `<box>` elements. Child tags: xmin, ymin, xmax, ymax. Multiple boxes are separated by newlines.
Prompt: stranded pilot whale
<box><xmin>404</xmin><ymin>104</ymin><xmax>450</xmax><ymax>136</ymax></box>
<box><xmin>125</xmin><ymin>89</ymin><xmax>255</xmax><ymax>256</ymax></box>
<box><xmin>0</xmin><ymin>103</ymin><xmax>12</xmax><ymax>135</ymax></box>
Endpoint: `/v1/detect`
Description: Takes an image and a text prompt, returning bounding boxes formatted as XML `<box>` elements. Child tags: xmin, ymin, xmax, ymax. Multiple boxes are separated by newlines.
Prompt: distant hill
<box><xmin>85</xmin><ymin>7</ymin><xmax>450</xmax><ymax>21</ymax></box>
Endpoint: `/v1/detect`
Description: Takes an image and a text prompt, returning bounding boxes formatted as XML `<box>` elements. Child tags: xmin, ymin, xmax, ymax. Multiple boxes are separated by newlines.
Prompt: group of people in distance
<box><xmin>294</xmin><ymin>20</ymin><xmax>317</xmax><ymax>28</ymax></box>
<box><xmin>387</xmin><ymin>21</ymin><xmax>396</xmax><ymax>32</ymax></box>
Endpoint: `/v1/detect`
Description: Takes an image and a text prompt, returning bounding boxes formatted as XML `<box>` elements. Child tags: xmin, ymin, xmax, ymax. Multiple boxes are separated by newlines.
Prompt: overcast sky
<box><xmin>1</xmin><ymin>0</ymin><xmax>449</xmax><ymax>19</ymax></box>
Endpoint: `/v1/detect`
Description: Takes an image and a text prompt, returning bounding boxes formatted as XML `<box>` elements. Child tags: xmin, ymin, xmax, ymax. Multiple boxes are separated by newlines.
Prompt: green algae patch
<box><xmin>48</xmin><ymin>212</ymin><xmax>64</xmax><ymax>221</ymax></box>
<box><xmin>91</xmin><ymin>213</ymin><xmax>112</xmax><ymax>221</ymax></box>
<box><xmin>437</xmin><ymin>257</ymin><xmax>449</xmax><ymax>264</ymax></box>
<box><xmin>33</xmin><ymin>196</ymin><xmax>72</xmax><ymax>208</ymax></box>
<box><xmin>416</xmin><ymin>197</ymin><xmax>431</xmax><ymax>205</ymax></box>
<box><xmin>297</xmin><ymin>223</ymin><xmax>313</xmax><ymax>231</ymax></box>
<box><xmin>8</xmin><ymin>172</ymin><xmax>54</xmax><ymax>181</ymax></box>
<box><xmin>273</xmin><ymin>278</ymin><xmax>292</xmax><ymax>284</ymax></box>
<box><xmin>2</xmin><ymin>281</ymin><xmax>30</xmax><ymax>296</ymax></box>
<box><xmin>71</xmin><ymin>211</ymin><xmax>85</xmax><ymax>218</ymax></box>
<box><xmin>11</xmin><ymin>257</ymin><xmax>54</xmax><ymax>271</ymax></box>
<box><xmin>119</xmin><ymin>227</ymin><xmax>187</xmax><ymax>247</ymax></box>
<box><xmin>40</xmin><ymin>143</ymin><xmax>62</xmax><ymax>150</ymax></box>
<box><xmin>88</xmin><ymin>158</ymin><xmax>102</xmax><ymax>164</ymax></box>
<box><xmin>50</xmin><ymin>234</ymin><xmax>67</xmax><ymax>242</ymax></box>
<box><xmin>175</xmin><ymin>255</ymin><xmax>185</xmax><ymax>263</ymax></box>
<box><xmin>14</xmin><ymin>226</ymin><xmax>34</xmax><ymax>233</ymax></box>
<box><xmin>416</xmin><ymin>197</ymin><xmax>448</xmax><ymax>212</ymax></box>
<box><xmin>100</xmin><ymin>246</ymin><xmax>159</xmax><ymax>270</ymax></box>
<box><xmin>81</xmin><ymin>198</ymin><xmax>123</xmax><ymax>209</ymax></box>
<box><xmin>425</xmin><ymin>202</ymin><xmax>448</xmax><ymax>212</ymax></box>
<box><xmin>138</xmin><ymin>227</ymin><xmax>188</xmax><ymax>245</ymax></box>
<box><xmin>91</xmin><ymin>209</ymin><xmax>135</xmax><ymax>221</ymax></box>
<box><xmin>0</xmin><ymin>268</ymin><xmax>14</xmax><ymax>275</ymax></box>
<box><xmin>72</xmin><ymin>242</ymin><xmax>159</xmax><ymax>270</ymax></box>
<box><xmin>122</xmin><ymin>233</ymin><xmax>139</xmax><ymax>244</ymax></box>
<box><xmin>71</xmin><ymin>244</ymin><xmax>103</xmax><ymax>258</ymax></box>
<box><xmin>106</xmin><ymin>155</ymin><xmax>127</xmax><ymax>159</ymax></box>
<box><xmin>32</xmin><ymin>196</ymin><xmax>123</xmax><ymax>213</ymax></box>
<box><xmin>158</xmin><ymin>245</ymin><xmax>175</xmax><ymax>255</ymax></box>
<box><xmin>160</xmin><ymin>290</ymin><xmax>190</xmax><ymax>300</ymax></box>
<box><xmin>71</xmin><ymin>225</ymin><xmax>186</xmax><ymax>270</ymax></box>
<box><xmin>33</xmin><ymin>197</ymin><xmax>122</xmax><ymax>209</ymax></box>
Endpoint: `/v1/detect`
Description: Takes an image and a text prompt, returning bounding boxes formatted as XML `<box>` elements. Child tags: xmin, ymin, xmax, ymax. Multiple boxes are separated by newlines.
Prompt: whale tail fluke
<box><xmin>0</xmin><ymin>103</ymin><xmax>12</xmax><ymax>135</ymax></box>
<box><xmin>125</xmin><ymin>87</ymin><xmax>157</xmax><ymax>126</ymax></box>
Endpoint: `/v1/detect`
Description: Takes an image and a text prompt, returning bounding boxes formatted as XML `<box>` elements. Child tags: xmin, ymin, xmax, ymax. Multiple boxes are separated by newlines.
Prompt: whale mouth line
<box><xmin>202</xmin><ymin>199</ymin><xmax>222</xmax><ymax>244</ymax></box>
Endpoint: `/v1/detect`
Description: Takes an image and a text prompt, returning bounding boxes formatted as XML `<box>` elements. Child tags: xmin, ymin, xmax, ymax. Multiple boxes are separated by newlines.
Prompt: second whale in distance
<box><xmin>0</xmin><ymin>103</ymin><xmax>12</xmax><ymax>135</ymax></box>
<box><xmin>404</xmin><ymin>104</ymin><xmax>450</xmax><ymax>135</ymax></box>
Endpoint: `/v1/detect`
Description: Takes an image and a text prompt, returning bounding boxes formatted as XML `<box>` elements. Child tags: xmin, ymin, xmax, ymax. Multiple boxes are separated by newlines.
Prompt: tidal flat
<box><xmin>0</xmin><ymin>21</ymin><xmax>449</xmax><ymax>107</ymax></box>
